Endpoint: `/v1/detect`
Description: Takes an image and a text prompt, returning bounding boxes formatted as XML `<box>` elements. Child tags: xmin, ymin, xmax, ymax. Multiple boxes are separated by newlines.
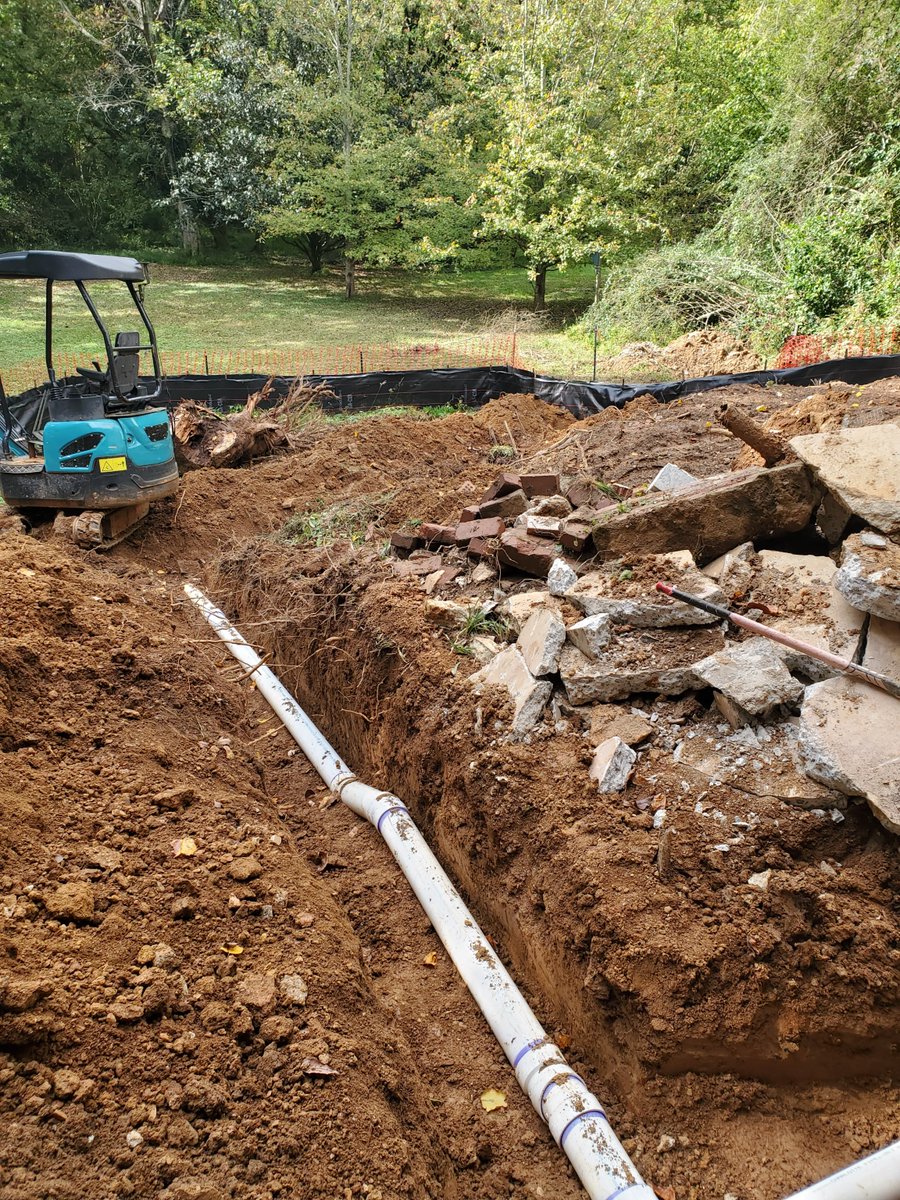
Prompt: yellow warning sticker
<box><xmin>98</xmin><ymin>456</ymin><xmax>127</xmax><ymax>473</ymax></box>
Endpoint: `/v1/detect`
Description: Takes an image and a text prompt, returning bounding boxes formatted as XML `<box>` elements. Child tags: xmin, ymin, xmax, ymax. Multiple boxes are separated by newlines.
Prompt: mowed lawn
<box><xmin>0</xmin><ymin>261</ymin><xmax>598</xmax><ymax>386</ymax></box>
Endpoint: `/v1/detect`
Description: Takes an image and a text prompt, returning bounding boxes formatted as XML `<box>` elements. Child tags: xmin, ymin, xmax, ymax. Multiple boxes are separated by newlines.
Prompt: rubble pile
<box><xmin>389</xmin><ymin>412</ymin><xmax>900</xmax><ymax>837</ymax></box>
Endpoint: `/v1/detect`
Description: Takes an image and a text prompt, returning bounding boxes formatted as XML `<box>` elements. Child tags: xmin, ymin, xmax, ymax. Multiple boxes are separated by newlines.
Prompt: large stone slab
<box><xmin>559</xmin><ymin>627</ymin><xmax>725</xmax><ymax>704</ymax></box>
<box><xmin>694</xmin><ymin>637</ymin><xmax>804</xmax><ymax>716</ymax></box>
<box><xmin>589</xmin><ymin>463</ymin><xmax>820</xmax><ymax>564</ymax></box>
<box><xmin>789</xmin><ymin>421</ymin><xmax>900</xmax><ymax>535</ymax></box>
<box><xmin>468</xmin><ymin>645</ymin><xmax>552</xmax><ymax>736</ymax></box>
<box><xmin>799</xmin><ymin>677</ymin><xmax>900</xmax><ymax>834</ymax></box>
<box><xmin>834</xmin><ymin>533</ymin><xmax>900</xmax><ymax>621</ymax></box>
<box><xmin>567</xmin><ymin>551</ymin><xmax>725</xmax><ymax>626</ymax></box>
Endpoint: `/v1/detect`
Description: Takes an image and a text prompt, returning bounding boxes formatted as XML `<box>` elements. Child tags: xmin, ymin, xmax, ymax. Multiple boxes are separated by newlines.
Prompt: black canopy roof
<box><xmin>0</xmin><ymin>250</ymin><xmax>145</xmax><ymax>282</ymax></box>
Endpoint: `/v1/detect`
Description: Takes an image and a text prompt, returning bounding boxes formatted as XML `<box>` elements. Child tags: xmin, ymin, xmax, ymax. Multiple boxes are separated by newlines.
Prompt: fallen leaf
<box><xmin>423</xmin><ymin>951</ymin><xmax>438</xmax><ymax>967</ymax></box>
<box><xmin>301</xmin><ymin>1057</ymin><xmax>337</xmax><ymax>1076</ymax></box>
<box><xmin>220</xmin><ymin>943</ymin><xmax>243</xmax><ymax>955</ymax></box>
<box><xmin>172</xmin><ymin>836</ymin><xmax>198</xmax><ymax>857</ymax></box>
<box><xmin>480</xmin><ymin>1088</ymin><xmax>507</xmax><ymax>1112</ymax></box>
<box><xmin>556</xmin><ymin>1032</ymin><xmax>571</xmax><ymax>1051</ymax></box>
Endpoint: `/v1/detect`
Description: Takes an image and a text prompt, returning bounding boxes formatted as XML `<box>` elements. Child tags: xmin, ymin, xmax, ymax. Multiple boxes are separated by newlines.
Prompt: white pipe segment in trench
<box><xmin>186</xmin><ymin>583</ymin><xmax>900</xmax><ymax>1200</ymax></box>
<box><xmin>781</xmin><ymin>1140</ymin><xmax>900</xmax><ymax>1200</ymax></box>
<box><xmin>184</xmin><ymin>583</ymin><xmax>656</xmax><ymax>1200</ymax></box>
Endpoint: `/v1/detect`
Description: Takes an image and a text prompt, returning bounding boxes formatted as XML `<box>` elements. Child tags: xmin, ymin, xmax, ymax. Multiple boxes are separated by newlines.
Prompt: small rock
<box><xmin>547</xmin><ymin>558</ymin><xmax>578</xmax><ymax>597</ymax></box>
<box><xmin>0</xmin><ymin>977</ymin><xmax>52</xmax><ymax>1012</ymax></box>
<box><xmin>235</xmin><ymin>973</ymin><xmax>276</xmax><ymax>1011</ymax></box>
<box><xmin>125</xmin><ymin>1129</ymin><xmax>143</xmax><ymax>1150</ymax></box>
<box><xmin>424</xmin><ymin>598</ymin><xmax>469</xmax><ymax>627</ymax></box>
<box><xmin>656</xmin><ymin>1134</ymin><xmax>676</xmax><ymax>1153</ymax></box>
<box><xmin>589</xmin><ymin>737</ymin><xmax>637</xmax><ymax>792</ymax></box>
<box><xmin>520</xmin><ymin>514</ymin><xmax>562</xmax><ymax>539</ymax></box>
<box><xmin>470</xmin><ymin>634</ymin><xmax>503</xmax><ymax>664</ymax></box>
<box><xmin>199</xmin><ymin>1001</ymin><xmax>231</xmax><ymax>1031</ymax></box>
<box><xmin>279</xmin><ymin>974</ymin><xmax>309</xmax><ymax>1005</ymax></box>
<box><xmin>228</xmin><ymin>857</ymin><xmax>262</xmax><ymax>883</ymax></box>
<box><xmin>860</xmin><ymin>530</ymin><xmax>888</xmax><ymax>548</ymax></box>
<box><xmin>747</xmin><ymin>870</ymin><xmax>771</xmax><ymax>891</ymax></box>
<box><xmin>109</xmin><ymin>997</ymin><xmax>144</xmax><ymax>1024</ymax></box>
<box><xmin>181</xmin><ymin>1076</ymin><xmax>227</xmax><ymax>1117</ymax></box>
<box><xmin>163</xmin><ymin>1180</ymin><xmax>224</xmax><ymax>1200</ymax></box>
<box><xmin>45</xmin><ymin>881</ymin><xmax>94</xmax><ymax>923</ymax></box>
<box><xmin>566</xmin><ymin>614</ymin><xmax>611</xmax><ymax>660</ymax></box>
<box><xmin>52</xmin><ymin>1068</ymin><xmax>82</xmax><ymax>1099</ymax></box>
<box><xmin>648</xmin><ymin>463</ymin><xmax>699</xmax><ymax>494</ymax></box>
<box><xmin>470</xmin><ymin>563</ymin><xmax>495</xmax><ymax>584</ymax></box>
<box><xmin>170</xmin><ymin>897</ymin><xmax>195</xmax><ymax>921</ymax></box>
<box><xmin>259</xmin><ymin>1015</ymin><xmax>294</xmax><ymax>1044</ymax></box>
<box><xmin>531</xmin><ymin>494</ymin><xmax>572</xmax><ymax>518</ymax></box>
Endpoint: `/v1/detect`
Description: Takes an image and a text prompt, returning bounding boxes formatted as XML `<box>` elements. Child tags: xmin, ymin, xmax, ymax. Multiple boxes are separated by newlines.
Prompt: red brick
<box><xmin>497</xmin><ymin>531</ymin><xmax>556</xmax><ymax>578</ymax></box>
<box><xmin>420</xmin><ymin>523</ymin><xmax>456</xmax><ymax>545</ymax></box>
<box><xmin>390</xmin><ymin>531</ymin><xmax>423</xmax><ymax>556</ymax></box>
<box><xmin>459</xmin><ymin>505</ymin><xmax>481</xmax><ymax>522</ymax></box>
<box><xmin>467</xmin><ymin>537</ymin><xmax>497</xmax><ymax>561</ymax></box>
<box><xmin>479</xmin><ymin>489</ymin><xmax>529</xmax><ymax>520</ymax></box>
<box><xmin>455</xmin><ymin>516</ymin><xmax>506</xmax><ymax>545</ymax></box>
<box><xmin>559</xmin><ymin>519</ymin><xmax>594</xmax><ymax>551</ymax></box>
<box><xmin>480</xmin><ymin>472</ymin><xmax>521</xmax><ymax>504</ymax></box>
<box><xmin>520</xmin><ymin>473</ymin><xmax>560</xmax><ymax>498</ymax></box>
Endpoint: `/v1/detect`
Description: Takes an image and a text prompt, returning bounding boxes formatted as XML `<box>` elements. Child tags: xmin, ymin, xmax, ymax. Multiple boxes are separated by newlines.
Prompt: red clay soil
<box><xmin>2</xmin><ymin>380</ymin><xmax>899</xmax><ymax>1200</ymax></box>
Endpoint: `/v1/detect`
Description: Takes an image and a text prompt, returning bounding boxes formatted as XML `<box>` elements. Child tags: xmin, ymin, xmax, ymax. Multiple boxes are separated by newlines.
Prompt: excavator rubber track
<box><xmin>71</xmin><ymin>502</ymin><xmax>150</xmax><ymax>551</ymax></box>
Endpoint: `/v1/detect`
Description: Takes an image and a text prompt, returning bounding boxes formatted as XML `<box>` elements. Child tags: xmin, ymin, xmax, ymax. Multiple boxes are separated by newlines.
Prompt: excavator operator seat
<box><xmin>113</xmin><ymin>331</ymin><xmax>140</xmax><ymax>395</ymax></box>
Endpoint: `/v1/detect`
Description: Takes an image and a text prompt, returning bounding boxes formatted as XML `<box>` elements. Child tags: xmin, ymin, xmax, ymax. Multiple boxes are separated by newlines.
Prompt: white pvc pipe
<box><xmin>782</xmin><ymin>1141</ymin><xmax>900</xmax><ymax>1200</ymax></box>
<box><xmin>185</xmin><ymin>583</ymin><xmax>656</xmax><ymax>1200</ymax></box>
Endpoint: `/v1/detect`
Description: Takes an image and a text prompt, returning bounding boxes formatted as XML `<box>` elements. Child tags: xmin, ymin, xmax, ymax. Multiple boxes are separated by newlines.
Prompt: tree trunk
<box><xmin>344</xmin><ymin>256</ymin><xmax>356</xmax><ymax>299</ymax></box>
<box><xmin>308</xmin><ymin>233</ymin><xmax>324</xmax><ymax>274</ymax></box>
<box><xmin>532</xmin><ymin>265</ymin><xmax>547</xmax><ymax>311</ymax></box>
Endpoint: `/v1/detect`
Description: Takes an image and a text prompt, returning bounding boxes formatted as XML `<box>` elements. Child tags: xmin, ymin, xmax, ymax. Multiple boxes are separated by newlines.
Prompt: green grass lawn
<box><xmin>0</xmin><ymin>261</ymin><xmax>600</xmax><ymax>387</ymax></box>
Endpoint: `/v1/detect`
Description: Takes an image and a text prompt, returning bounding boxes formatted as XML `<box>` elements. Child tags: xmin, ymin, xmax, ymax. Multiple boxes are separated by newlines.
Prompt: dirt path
<box><xmin>2</xmin><ymin>378</ymin><xmax>899</xmax><ymax>1200</ymax></box>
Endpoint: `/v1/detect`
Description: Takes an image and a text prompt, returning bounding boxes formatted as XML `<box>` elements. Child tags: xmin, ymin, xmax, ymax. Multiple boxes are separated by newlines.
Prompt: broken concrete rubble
<box><xmin>568</xmin><ymin>551</ymin><xmax>725</xmax><ymax>626</ymax></box>
<box><xmin>702</xmin><ymin>542</ymin><xmax>755</xmax><ymax>598</ymax></box>
<box><xmin>648</xmin><ymin>463</ymin><xmax>699</xmax><ymax>494</ymax></box>
<box><xmin>834</xmin><ymin>533</ymin><xmax>900</xmax><ymax>621</ymax></box>
<box><xmin>789</xmin><ymin>421</ymin><xmax>900</xmax><ymax>535</ymax></box>
<box><xmin>519</xmin><ymin>514</ymin><xmax>562</xmax><ymax>539</ymax></box>
<box><xmin>694</xmin><ymin>638</ymin><xmax>804</xmax><ymax>717</ymax></box>
<box><xmin>589</xmin><ymin>737</ymin><xmax>637</xmax><ymax>792</ymax></box>
<box><xmin>501</xmin><ymin>590</ymin><xmax>561</xmax><ymax>633</ymax></box>
<box><xmin>566</xmin><ymin>613</ymin><xmax>612</xmax><ymax>660</ymax></box>
<box><xmin>548</xmin><ymin>558</ymin><xmax>578</xmax><ymax>598</ymax></box>
<box><xmin>517</xmin><ymin>608</ymin><xmax>566</xmax><ymax>677</ymax></box>
<box><xmin>589</xmin><ymin>462</ymin><xmax>820</xmax><ymax>563</ymax></box>
<box><xmin>559</xmin><ymin>627</ymin><xmax>725</xmax><ymax>704</ymax></box>
<box><xmin>531</xmin><ymin>494</ymin><xmax>572</xmax><ymax>517</ymax></box>
<box><xmin>468</xmin><ymin>645</ymin><xmax>552</xmax><ymax>737</ymax></box>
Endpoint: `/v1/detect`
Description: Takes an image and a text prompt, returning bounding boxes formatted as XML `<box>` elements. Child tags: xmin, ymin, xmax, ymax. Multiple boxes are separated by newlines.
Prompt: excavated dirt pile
<box><xmin>2</xmin><ymin>379</ymin><xmax>900</xmax><ymax>1200</ymax></box>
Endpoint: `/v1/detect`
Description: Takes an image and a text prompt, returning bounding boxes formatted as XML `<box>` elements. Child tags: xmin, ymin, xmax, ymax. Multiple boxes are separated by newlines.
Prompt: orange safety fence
<box><xmin>0</xmin><ymin>336</ymin><xmax>523</xmax><ymax>397</ymax></box>
<box><xmin>776</xmin><ymin>326</ymin><xmax>900</xmax><ymax>369</ymax></box>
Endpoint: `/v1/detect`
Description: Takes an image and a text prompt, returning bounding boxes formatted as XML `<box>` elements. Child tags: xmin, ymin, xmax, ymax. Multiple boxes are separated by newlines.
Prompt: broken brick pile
<box><xmin>389</xmin><ymin>418</ymin><xmax>900</xmax><ymax>838</ymax></box>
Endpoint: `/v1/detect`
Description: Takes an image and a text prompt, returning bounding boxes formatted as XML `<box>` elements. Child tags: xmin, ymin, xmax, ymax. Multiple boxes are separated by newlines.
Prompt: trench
<box><xmin>210</xmin><ymin>541</ymin><xmax>900</xmax><ymax>1198</ymax></box>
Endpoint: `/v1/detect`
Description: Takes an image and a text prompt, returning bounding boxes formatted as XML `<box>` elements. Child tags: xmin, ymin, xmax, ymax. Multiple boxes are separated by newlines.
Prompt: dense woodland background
<box><xmin>1</xmin><ymin>0</ymin><xmax>899</xmax><ymax>347</ymax></box>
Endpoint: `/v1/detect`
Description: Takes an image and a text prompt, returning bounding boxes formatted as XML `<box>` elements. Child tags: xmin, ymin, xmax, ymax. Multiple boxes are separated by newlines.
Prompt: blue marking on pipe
<box><xmin>558</xmin><ymin>1108</ymin><xmax>609</xmax><ymax>1147</ymax></box>
<box><xmin>376</xmin><ymin>805</ymin><xmax>409</xmax><ymax>833</ymax></box>
<box><xmin>512</xmin><ymin>1037</ymin><xmax>546</xmax><ymax>1067</ymax></box>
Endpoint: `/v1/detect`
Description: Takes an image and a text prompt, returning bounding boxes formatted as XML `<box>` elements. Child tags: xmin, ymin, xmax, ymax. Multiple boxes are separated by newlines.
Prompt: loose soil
<box><xmin>2</xmin><ymin>378</ymin><xmax>899</xmax><ymax>1200</ymax></box>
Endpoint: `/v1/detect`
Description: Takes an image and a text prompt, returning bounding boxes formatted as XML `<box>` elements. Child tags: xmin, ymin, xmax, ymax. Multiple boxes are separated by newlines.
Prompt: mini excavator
<box><xmin>0</xmin><ymin>251</ymin><xmax>179</xmax><ymax>549</ymax></box>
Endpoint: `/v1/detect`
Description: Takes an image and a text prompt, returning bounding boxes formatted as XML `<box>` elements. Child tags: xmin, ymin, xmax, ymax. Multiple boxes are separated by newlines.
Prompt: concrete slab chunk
<box><xmin>517</xmin><ymin>608</ymin><xmax>566</xmax><ymax>677</ymax></box>
<box><xmin>694</xmin><ymin>638</ymin><xmax>804</xmax><ymax>716</ymax></box>
<box><xmin>589</xmin><ymin>463</ymin><xmax>819</xmax><ymax>564</ymax></box>
<box><xmin>799</xmin><ymin>677</ymin><xmax>900</xmax><ymax>834</ymax></box>
<box><xmin>834</xmin><ymin>533</ymin><xmax>900</xmax><ymax>621</ymax></box>
<box><xmin>589</xmin><ymin>737</ymin><xmax>637</xmax><ymax>792</ymax></box>
<box><xmin>501</xmin><ymin>590</ymin><xmax>561</xmax><ymax>633</ymax></box>
<box><xmin>648</xmin><ymin>463</ymin><xmax>699</xmax><ymax>494</ymax></box>
<box><xmin>548</xmin><ymin>558</ymin><xmax>578</xmax><ymax>597</ymax></box>
<box><xmin>589</xmin><ymin>706</ymin><xmax>653</xmax><ymax>747</ymax></box>
<box><xmin>559</xmin><ymin>626</ymin><xmax>725</xmax><ymax>703</ymax></box>
<box><xmin>790</xmin><ymin>422</ymin><xmax>900</xmax><ymax>535</ymax></box>
<box><xmin>568</xmin><ymin>551</ymin><xmax>725</xmax><ymax>626</ymax></box>
<box><xmin>567</xmin><ymin>613</ymin><xmax>612</xmax><ymax>660</ymax></box>
<box><xmin>468</xmin><ymin>645</ymin><xmax>552</xmax><ymax>736</ymax></box>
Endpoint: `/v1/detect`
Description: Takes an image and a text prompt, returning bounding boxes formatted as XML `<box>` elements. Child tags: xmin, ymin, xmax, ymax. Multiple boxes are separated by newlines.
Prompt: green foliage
<box><xmin>279</xmin><ymin>495</ymin><xmax>390</xmax><ymax>547</ymax></box>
